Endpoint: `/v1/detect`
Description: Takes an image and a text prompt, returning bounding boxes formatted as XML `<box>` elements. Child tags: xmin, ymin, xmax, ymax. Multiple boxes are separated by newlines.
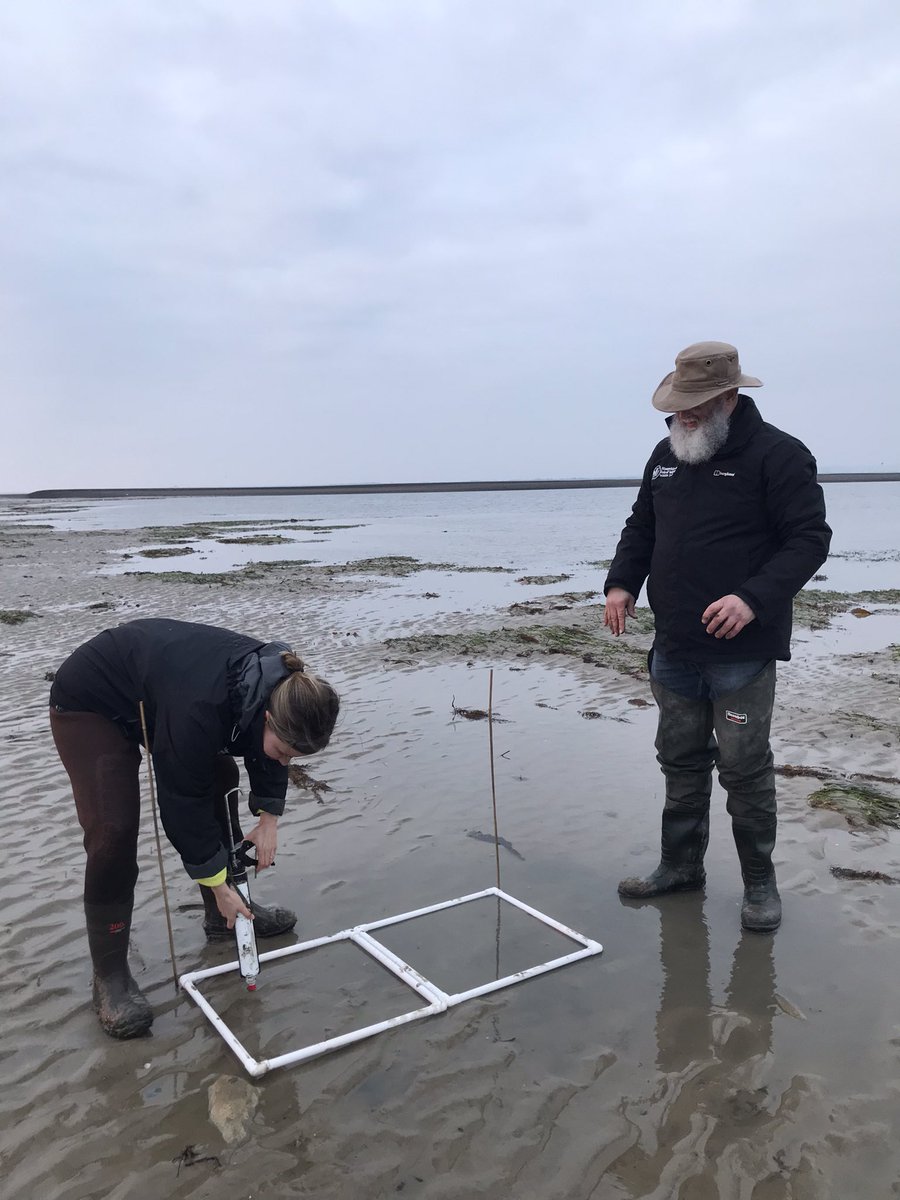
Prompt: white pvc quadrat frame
<box><xmin>180</xmin><ymin>886</ymin><xmax>604</xmax><ymax>1078</ymax></box>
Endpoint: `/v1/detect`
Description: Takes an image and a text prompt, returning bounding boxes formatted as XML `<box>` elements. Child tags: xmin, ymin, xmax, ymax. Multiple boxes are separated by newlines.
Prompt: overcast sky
<box><xmin>1</xmin><ymin>1</ymin><xmax>898</xmax><ymax>491</ymax></box>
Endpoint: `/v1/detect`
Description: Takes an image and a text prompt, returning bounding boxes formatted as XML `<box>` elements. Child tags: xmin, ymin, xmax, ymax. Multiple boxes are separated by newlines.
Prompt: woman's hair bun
<box><xmin>269</xmin><ymin>655</ymin><xmax>339</xmax><ymax>754</ymax></box>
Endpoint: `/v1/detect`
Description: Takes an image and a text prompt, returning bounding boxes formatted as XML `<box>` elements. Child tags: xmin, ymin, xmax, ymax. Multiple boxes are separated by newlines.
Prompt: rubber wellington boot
<box><xmin>619</xmin><ymin>678</ymin><xmax>714</xmax><ymax>899</ymax></box>
<box><xmin>618</xmin><ymin>808</ymin><xmax>710</xmax><ymax>897</ymax></box>
<box><xmin>84</xmin><ymin>901</ymin><xmax>153</xmax><ymax>1039</ymax></box>
<box><xmin>200</xmin><ymin>884</ymin><xmax>298</xmax><ymax>941</ymax></box>
<box><xmin>713</xmin><ymin>663</ymin><xmax>780</xmax><ymax>932</ymax></box>
<box><xmin>733</xmin><ymin>822</ymin><xmax>782</xmax><ymax>932</ymax></box>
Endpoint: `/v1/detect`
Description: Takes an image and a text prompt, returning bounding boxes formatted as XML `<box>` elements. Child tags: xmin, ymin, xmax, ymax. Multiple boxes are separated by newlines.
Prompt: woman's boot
<box><xmin>84</xmin><ymin>900</ymin><xmax>153</xmax><ymax>1039</ymax></box>
<box><xmin>200</xmin><ymin>884</ymin><xmax>297</xmax><ymax>939</ymax></box>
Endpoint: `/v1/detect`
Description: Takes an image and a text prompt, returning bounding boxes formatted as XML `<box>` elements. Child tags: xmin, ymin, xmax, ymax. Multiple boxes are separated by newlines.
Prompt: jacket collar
<box><xmin>229</xmin><ymin>641</ymin><xmax>291</xmax><ymax>743</ymax></box>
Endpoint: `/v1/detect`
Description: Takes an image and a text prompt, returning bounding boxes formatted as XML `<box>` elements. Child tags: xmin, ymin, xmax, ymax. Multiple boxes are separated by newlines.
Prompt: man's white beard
<box><xmin>669</xmin><ymin>405</ymin><xmax>731</xmax><ymax>464</ymax></box>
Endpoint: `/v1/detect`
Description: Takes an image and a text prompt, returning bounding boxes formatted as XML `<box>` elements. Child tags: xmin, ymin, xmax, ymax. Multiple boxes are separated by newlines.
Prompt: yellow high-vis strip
<box><xmin>197</xmin><ymin>868</ymin><xmax>227</xmax><ymax>888</ymax></box>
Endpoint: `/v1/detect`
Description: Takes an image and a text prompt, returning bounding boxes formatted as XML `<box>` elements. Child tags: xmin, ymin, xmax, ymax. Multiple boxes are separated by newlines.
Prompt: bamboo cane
<box><xmin>139</xmin><ymin>700</ymin><xmax>179</xmax><ymax>988</ymax></box>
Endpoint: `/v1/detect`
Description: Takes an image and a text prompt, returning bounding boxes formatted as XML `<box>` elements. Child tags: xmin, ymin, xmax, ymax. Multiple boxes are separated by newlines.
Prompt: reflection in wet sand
<box><xmin>608</xmin><ymin>897</ymin><xmax>852</xmax><ymax>1199</ymax></box>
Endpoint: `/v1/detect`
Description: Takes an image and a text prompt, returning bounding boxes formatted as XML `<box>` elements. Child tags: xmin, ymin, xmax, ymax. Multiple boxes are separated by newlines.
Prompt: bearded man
<box><xmin>603</xmin><ymin>341</ymin><xmax>831</xmax><ymax>931</ymax></box>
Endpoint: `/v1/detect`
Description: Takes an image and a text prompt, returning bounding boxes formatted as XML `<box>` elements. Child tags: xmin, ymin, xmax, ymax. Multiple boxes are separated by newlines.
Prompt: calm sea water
<box><xmin>3</xmin><ymin>483</ymin><xmax>898</xmax><ymax>592</ymax></box>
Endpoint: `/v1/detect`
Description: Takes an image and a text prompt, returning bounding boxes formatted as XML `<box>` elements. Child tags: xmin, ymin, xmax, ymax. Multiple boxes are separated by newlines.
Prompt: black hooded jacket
<box><xmin>51</xmin><ymin>618</ymin><xmax>293</xmax><ymax>879</ymax></box>
<box><xmin>603</xmin><ymin>397</ymin><xmax>831</xmax><ymax>662</ymax></box>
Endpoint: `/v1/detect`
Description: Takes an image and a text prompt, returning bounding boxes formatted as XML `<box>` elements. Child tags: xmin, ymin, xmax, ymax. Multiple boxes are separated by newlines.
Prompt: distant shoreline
<box><xmin>20</xmin><ymin>472</ymin><xmax>900</xmax><ymax>500</ymax></box>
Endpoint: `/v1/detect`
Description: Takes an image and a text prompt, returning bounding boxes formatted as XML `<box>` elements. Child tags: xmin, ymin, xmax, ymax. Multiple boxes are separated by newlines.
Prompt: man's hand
<box><xmin>212</xmin><ymin>881</ymin><xmax>253</xmax><ymax>929</ymax></box>
<box><xmin>245</xmin><ymin>811</ymin><xmax>278</xmax><ymax>870</ymax></box>
<box><xmin>603</xmin><ymin>587</ymin><xmax>636</xmax><ymax>636</ymax></box>
<box><xmin>702</xmin><ymin>594</ymin><xmax>756</xmax><ymax>639</ymax></box>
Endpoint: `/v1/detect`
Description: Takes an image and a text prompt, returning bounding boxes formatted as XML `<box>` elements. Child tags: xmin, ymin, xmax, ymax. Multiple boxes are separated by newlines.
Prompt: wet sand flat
<box><xmin>1</xmin><ymin>506</ymin><xmax>899</xmax><ymax>1199</ymax></box>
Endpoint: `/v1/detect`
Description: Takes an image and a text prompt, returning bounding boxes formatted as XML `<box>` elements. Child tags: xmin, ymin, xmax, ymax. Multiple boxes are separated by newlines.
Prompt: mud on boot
<box><xmin>92</xmin><ymin>970</ymin><xmax>153</xmax><ymax>1039</ymax></box>
<box><xmin>85</xmin><ymin>900</ymin><xmax>153</xmax><ymax>1039</ymax></box>
<box><xmin>733</xmin><ymin>821</ymin><xmax>781</xmax><ymax>932</ymax></box>
<box><xmin>618</xmin><ymin>806</ymin><xmax>709</xmax><ymax>899</ymax></box>
<box><xmin>741</xmin><ymin>878</ymin><xmax>782</xmax><ymax>932</ymax></box>
<box><xmin>618</xmin><ymin>862</ymin><xmax>706</xmax><ymax>899</ymax></box>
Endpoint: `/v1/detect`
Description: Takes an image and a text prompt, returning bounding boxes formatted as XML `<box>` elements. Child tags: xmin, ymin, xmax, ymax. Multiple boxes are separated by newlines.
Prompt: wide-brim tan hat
<box><xmin>652</xmin><ymin>341</ymin><xmax>762</xmax><ymax>412</ymax></box>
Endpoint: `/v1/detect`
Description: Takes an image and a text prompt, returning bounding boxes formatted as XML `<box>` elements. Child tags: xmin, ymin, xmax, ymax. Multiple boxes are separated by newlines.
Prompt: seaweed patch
<box><xmin>0</xmin><ymin>609</ymin><xmax>39</xmax><ymax>625</ymax></box>
<box><xmin>808</xmin><ymin>783</ymin><xmax>900</xmax><ymax>829</ymax></box>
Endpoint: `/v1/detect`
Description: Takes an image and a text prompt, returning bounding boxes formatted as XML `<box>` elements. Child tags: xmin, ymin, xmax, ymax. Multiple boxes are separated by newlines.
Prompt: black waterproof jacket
<box><xmin>603</xmin><ymin>397</ymin><xmax>831</xmax><ymax>662</ymax></box>
<box><xmin>51</xmin><ymin>618</ymin><xmax>292</xmax><ymax>879</ymax></box>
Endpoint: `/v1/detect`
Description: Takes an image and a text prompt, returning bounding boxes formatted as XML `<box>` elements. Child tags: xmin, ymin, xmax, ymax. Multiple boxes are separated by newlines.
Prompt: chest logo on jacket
<box><xmin>713</xmin><ymin>469</ymin><xmax>736</xmax><ymax>477</ymax></box>
<box><xmin>652</xmin><ymin>465</ymin><xmax>677</xmax><ymax>480</ymax></box>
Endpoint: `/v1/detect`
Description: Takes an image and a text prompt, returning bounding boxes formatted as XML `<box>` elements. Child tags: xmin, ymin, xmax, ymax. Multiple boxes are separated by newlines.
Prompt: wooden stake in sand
<box><xmin>139</xmin><ymin>700</ymin><xmax>179</xmax><ymax>988</ymax></box>
<box><xmin>487</xmin><ymin>669</ymin><xmax>503</xmax><ymax>980</ymax></box>
<box><xmin>488</xmin><ymin>669</ymin><xmax>501</xmax><ymax>892</ymax></box>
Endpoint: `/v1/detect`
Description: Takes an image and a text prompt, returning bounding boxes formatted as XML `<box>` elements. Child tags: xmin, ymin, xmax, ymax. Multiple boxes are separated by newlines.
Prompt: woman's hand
<box><xmin>211</xmin><ymin>881</ymin><xmax>253</xmax><ymax>929</ymax></box>
<box><xmin>245</xmin><ymin>812</ymin><xmax>278</xmax><ymax>870</ymax></box>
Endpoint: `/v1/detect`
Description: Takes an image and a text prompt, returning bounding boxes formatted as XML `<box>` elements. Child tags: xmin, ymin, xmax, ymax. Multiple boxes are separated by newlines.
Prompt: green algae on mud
<box><xmin>135</xmin><ymin>545</ymin><xmax>195</xmax><ymax>558</ymax></box>
<box><xmin>122</xmin><ymin>556</ymin><xmax>430</xmax><ymax>584</ymax></box>
<box><xmin>324</xmin><ymin>556</ymin><xmax>515</xmax><ymax>577</ymax></box>
<box><xmin>384</xmin><ymin>620</ymin><xmax>649</xmax><ymax>674</ymax></box>
<box><xmin>139</xmin><ymin>519</ymin><xmax>363</xmax><ymax>543</ymax></box>
<box><xmin>216</xmin><ymin>534</ymin><xmax>294</xmax><ymax>545</ymax></box>
<box><xmin>794</xmin><ymin>588</ymin><xmax>900</xmax><ymax>630</ymax></box>
<box><xmin>516</xmin><ymin>573</ymin><xmax>572</xmax><ymax>586</ymax></box>
<box><xmin>808</xmin><ymin>783</ymin><xmax>900</xmax><ymax>830</ymax></box>
<box><xmin>378</xmin><ymin>591</ymin><xmax>655</xmax><ymax>672</ymax></box>
<box><xmin>325</xmin><ymin>555</ymin><xmax>454</xmax><ymax>577</ymax></box>
<box><xmin>0</xmin><ymin>609</ymin><xmax>39</xmax><ymax>625</ymax></box>
<box><xmin>509</xmin><ymin>590</ymin><xmax>600</xmax><ymax>614</ymax></box>
<box><xmin>124</xmin><ymin>558</ymin><xmax>319</xmax><ymax>585</ymax></box>
<box><xmin>125</xmin><ymin>570</ymin><xmax>247</xmax><ymax>586</ymax></box>
<box><xmin>454</xmin><ymin>564</ymin><xmax>515</xmax><ymax>573</ymax></box>
<box><xmin>777</xmin><ymin>763</ymin><xmax>900</xmax><ymax>786</ymax></box>
<box><xmin>126</xmin><ymin>552</ymin><xmax>517</xmax><ymax>583</ymax></box>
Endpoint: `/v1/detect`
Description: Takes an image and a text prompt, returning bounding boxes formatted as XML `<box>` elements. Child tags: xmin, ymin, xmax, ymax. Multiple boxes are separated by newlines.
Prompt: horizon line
<box><xmin>17</xmin><ymin>471</ymin><xmax>900</xmax><ymax>499</ymax></box>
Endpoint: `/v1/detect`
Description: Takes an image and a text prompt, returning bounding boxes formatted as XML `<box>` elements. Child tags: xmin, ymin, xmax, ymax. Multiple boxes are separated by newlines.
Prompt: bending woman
<box><xmin>49</xmin><ymin>617</ymin><xmax>340</xmax><ymax>1039</ymax></box>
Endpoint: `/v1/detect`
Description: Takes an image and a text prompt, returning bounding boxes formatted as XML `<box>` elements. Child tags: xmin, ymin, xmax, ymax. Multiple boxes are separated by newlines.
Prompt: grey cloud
<box><xmin>1</xmin><ymin>0</ymin><xmax>899</xmax><ymax>489</ymax></box>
